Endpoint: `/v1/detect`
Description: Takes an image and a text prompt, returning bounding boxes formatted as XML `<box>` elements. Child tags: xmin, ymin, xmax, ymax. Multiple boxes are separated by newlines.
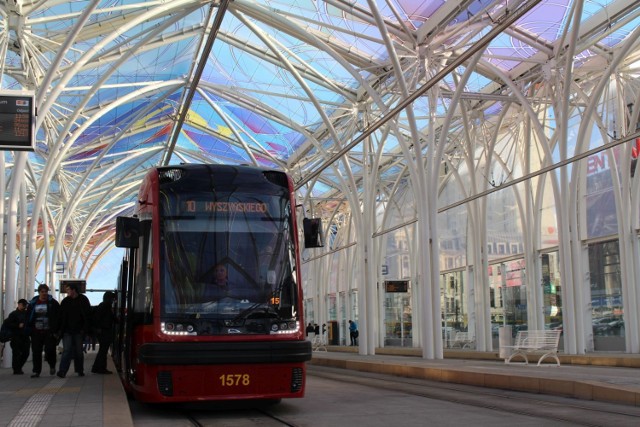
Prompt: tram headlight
<box><xmin>161</xmin><ymin>322</ymin><xmax>197</xmax><ymax>336</ymax></box>
<box><xmin>270</xmin><ymin>320</ymin><xmax>300</xmax><ymax>334</ymax></box>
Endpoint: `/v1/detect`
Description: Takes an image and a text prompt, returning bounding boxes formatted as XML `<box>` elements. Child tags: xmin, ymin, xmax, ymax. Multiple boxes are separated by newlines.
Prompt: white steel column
<box><xmin>2</xmin><ymin>152</ymin><xmax>27</xmax><ymax>368</ymax></box>
<box><xmin>608</xmin><ymin>41</ymin><xmax>640</xmax><ymax>354</ymax></box>
<box><xmin>18</xmin><ymin>180</ymin><xmax>28</xmax><ymax>299</ymax></box>
<box><xmin>608</xmin><ymin>106</ymin><xmax>637</xmax><ymax>354</ymax></box>
<box><xmin>363</xmin><ymin>134</ymin><xmax>378</xmax><ymax>354</ymax></box>
<box><xmin>422</xmin><ymin>92</ymin><xmax>443</xmax><ymax>359</ymax></box>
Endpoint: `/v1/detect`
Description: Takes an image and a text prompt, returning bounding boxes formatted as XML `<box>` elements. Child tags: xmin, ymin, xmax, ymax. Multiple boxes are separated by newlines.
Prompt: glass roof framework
<box><xmin>0</xmin><ymin>0</ymin><xmax>638</xmax><ymax>283</ymax></box>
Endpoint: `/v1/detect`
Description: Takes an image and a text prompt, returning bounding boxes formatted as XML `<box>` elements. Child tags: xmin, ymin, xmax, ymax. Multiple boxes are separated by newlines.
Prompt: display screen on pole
<box><xmin>0</xmin><ymin>92</ymin><xmax>35</xmax><ymax>151</ymax></box>
<box><xmin>60</xmin><ymin>279</ymin><xmax>87</xmax><ymax>294</ymax></box>
<box><xmin>385</xmin><ymin>280</ymin><xmax>409</xmax><ymax>293</ymax></box>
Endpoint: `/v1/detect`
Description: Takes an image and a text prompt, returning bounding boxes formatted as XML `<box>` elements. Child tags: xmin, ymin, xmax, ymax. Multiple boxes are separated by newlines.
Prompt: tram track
<box><xmin>308</xmin><ymin>365</ymin><xmax>640</xmax><ymax>427</ymax></box>
<box><xmin>254</xmin><ymin>408</ymin><xmax>301</xmax><ymax>427</ymax></box>
<box><xmin>175</xmin><ymin>401</ymin><xmax>302</xmax><ymax>427</ymax></box>
<box><xmin>185</xmin><ymin>412</ymin><xmax>204</xmax><ymax>427</ymax></box>
<box><xmin>182</xmin><ymin>408</ymin><xmax>301</xmax><ymax>427</ymax></box>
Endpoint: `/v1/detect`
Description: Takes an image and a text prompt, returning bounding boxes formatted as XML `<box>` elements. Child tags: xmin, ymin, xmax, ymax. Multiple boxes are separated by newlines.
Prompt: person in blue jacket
<box><xmin>348</xmin><ymin>319</ymin><xmax>358</xmax><ymax>346</ymax></box>
<box><xmin>27</xmin><ymin>284</ymin><xmax>60</xmax><ymax>378</ymax></box>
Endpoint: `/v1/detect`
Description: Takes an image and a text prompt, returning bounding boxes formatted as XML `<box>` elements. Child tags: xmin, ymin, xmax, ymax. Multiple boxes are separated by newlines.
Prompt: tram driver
<box><xmin>201</xmin><ymin>263</ymin><xmax>258</xmax><ymax>303</ymax></box>
<box><xmin>202</xmin><ymin>263</ymin><xmax>231</xmax><ymax>302</ymax></box>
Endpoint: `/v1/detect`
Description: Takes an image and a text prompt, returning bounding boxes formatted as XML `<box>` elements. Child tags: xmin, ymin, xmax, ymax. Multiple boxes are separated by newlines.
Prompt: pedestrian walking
<box><xmin>6</xmin><ymin>299</ymin><xmax>31</xmax><ymax>374</ymax></box>
<box><xmin>27</xmin><ymin>284</ymin><xmax>60</xmax><ymax>378</ymax></box>
<box><xmin>56</xmin><ymin>282</ymin><xmax>92</xmax><ymax>378</ymax></box>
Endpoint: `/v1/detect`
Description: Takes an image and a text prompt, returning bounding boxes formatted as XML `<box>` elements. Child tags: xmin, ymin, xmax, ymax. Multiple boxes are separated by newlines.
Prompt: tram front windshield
<box><xmin>159</xmin><ymin>190</ymin><xmax>298</xmax><ymax>335</ymax></box>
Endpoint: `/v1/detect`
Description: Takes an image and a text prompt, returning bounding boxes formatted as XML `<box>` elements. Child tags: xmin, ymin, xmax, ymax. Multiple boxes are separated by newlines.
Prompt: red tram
<box><xmin>113</xmin><ymin>164</ymin><xmax>312</xmax><ymax>402</ymax></box>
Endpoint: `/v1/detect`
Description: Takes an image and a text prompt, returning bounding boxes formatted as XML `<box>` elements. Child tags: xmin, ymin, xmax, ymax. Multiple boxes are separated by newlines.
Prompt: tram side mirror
<box><xmin>303</xmin><ymin>218</ymin><xmax>323</xmax><ymax>248</ymax></box>
<box><xmin>115</xmin><ymin>216</ymin><xmax>140</xmax><ymax>248</ymax></box>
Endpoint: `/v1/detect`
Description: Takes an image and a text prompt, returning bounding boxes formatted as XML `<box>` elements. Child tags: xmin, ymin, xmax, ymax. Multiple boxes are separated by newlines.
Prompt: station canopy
<box><xmin>1</xmin><ymin>0</ymin><xmax>638</xmax><ymax>270</ymax></box>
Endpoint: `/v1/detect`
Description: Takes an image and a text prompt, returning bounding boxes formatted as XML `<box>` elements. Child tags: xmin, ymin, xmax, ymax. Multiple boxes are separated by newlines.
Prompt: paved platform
<box><xmin>310</xmin><ymin>347</ymin><xmax>640</xmax><ymax>407</ymax></box>
<box><xmin>0</xmin><ymin>349</ymin><xmax>132</xmax><ymax>427</ymax></box>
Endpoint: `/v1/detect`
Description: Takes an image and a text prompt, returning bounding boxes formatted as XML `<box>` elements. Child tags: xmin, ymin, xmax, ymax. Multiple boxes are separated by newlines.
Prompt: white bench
<box><xmin>451</xmin><ymin>332</ymin><xmax>475</xmax><ymax>349</ymax></box>
<box><xmin>503</xmin><ymin>330</ymin><xmax>561</xmax><ymax>366</ymax></box>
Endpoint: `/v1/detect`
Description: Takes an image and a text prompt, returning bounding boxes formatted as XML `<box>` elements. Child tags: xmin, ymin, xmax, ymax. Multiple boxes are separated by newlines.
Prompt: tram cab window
<box><xmin>158</xmin><ymin>190</ymin><xmax>300</xmax><ymax>330</ymax></box>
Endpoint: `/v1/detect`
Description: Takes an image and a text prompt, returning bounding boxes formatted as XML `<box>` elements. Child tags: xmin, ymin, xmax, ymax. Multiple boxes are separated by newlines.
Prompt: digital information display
<box><xmin>385</xmin><ymin>280</ymin><xmax>409</xmax><ymax>293</ymax></box>
<box><xmin>60</xmin><ymin>279</ymin><xmax>87</xmax><ymax>294</ymax></box>
<box><xmin>0</xmin><ymin>91</ymin><xmax>35</xmax><ymax>151</ymax></box>
<box><xmin>183</xmin><ymin>200</ymin><xmax>269</xmax><ymax>214</ymax></box>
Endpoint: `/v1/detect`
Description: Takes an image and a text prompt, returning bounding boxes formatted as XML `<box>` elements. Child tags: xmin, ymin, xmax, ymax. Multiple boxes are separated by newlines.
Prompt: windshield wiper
<box><xmin>230</xmin><ymin>302</ymin><xmax>280</xmax><ymax>323</ymax></box>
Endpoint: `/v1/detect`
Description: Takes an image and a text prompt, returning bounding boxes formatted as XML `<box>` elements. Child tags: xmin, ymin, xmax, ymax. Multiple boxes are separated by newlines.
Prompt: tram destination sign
<box><xmin>182</xmin><ymin>200</ymin><xmax>269</xmax><ymax>214</ymax></box>
<box><xmin>385</xmin><ymin>280</ymin><xmax>409</xmax><ymax>293</ymax></box>
<box><xmin>0</xmin><ymin>91</ymin><xmax>35</xmax><ymax>151</ymax></box>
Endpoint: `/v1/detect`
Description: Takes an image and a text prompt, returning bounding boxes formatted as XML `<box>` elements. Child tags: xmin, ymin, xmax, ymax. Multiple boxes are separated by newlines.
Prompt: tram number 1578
<box><xmin>220</xmin><ymin>373</ymin><xmax>251</xmax><ymax>386</ymax></box>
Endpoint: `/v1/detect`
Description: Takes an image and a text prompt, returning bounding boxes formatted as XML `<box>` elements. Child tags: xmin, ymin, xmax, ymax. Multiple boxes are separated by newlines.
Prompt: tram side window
<box><xmin>133</xmin><ymin>220</ymin><xmax>153</xmax><ymax>320</ymax></box>
<box><xmin>275</xmin><ymin>227</ymin><xmax>298</xmax><ymax>317</ymax></box>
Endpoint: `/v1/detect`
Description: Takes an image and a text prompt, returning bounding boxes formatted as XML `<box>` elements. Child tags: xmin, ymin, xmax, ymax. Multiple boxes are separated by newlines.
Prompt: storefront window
<box><xmin>304</xmin><ymin>299</ymin><xmax>314</xmax><ymax>324</ymax></box>
<box><xmin>541</xmin><ymin>252</ymin><xmax>563</xmax><ymax>332</ymax></box>
<box><xmin>588</xmin><ymin>241</ymin><xmax>625</xmax><ymax>351</ymax></box>
<box><xmin>489</xmin><ymin>259</ymin><xmax>527</xmax><ymax>336</ymax></box>
<box><xmin>384</xmin><ymin>287</ymin><xmax>412</xmax><ymax>347</ymax></box>
<box><xmin>339</xmin><ymin>291</ymin><xmax>347</xmax><ymax>345</ymax></box>
<box><xmin>440</xmin><ymin>271</ymin><xmax>466</xmax><ymax>348</ymax></box>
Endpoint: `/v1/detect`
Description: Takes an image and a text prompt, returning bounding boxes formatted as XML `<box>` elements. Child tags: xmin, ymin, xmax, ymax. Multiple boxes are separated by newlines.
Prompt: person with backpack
<box><xmin>27</xmin><ymin>284</ymin><xmax>60</xmax><ymax>378</ymax></box>
<box><xmin>6</xmin><ymin>299</ymin><xmax>31</xmax><ymax>374</ymax></box>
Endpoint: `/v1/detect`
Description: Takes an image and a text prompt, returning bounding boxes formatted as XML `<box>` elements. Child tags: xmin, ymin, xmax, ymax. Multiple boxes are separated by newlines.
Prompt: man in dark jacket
<box><xmin>91</xmin><ymin>291</ymin><xmax>116</xmax><ymax>374</ymax></box>
<box><xmin>56</xmin><ymin>282</ymin><xmax>92</xmax><ymax>378</ymax></box>
<box><xmin>7</xmin><ymin>299</ymin><xmax>31</xmax><ymax>374</ymax></box>
<box><xmin>27</xmin><ymin>284</ymin><xmax>60</xmax><ymax>378</ymax></box>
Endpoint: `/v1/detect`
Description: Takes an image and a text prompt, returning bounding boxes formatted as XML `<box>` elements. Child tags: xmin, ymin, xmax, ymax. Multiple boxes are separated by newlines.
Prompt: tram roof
<box><xmin>2</xmin><ymin>0</ymin><xmax>639</xmax><ymax>271</ymax></box>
